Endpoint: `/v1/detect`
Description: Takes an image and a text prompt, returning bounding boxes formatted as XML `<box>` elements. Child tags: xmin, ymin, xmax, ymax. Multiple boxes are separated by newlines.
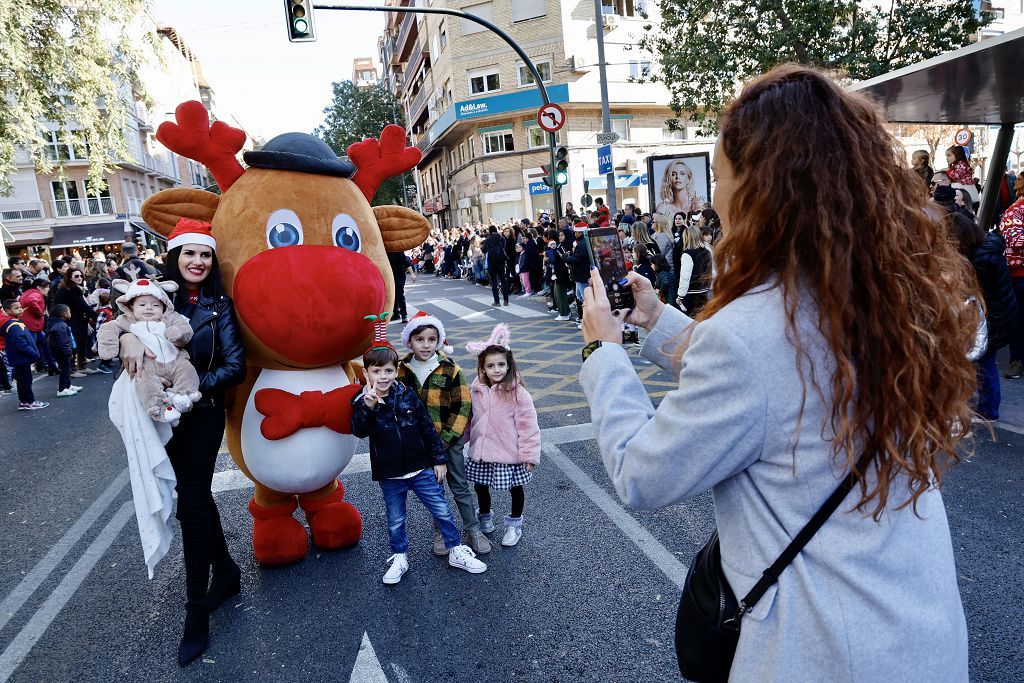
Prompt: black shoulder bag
<box><xmin>675</xmin><ymin>463</ymin><xmax>864</xmax><ymax>682</ymax></box>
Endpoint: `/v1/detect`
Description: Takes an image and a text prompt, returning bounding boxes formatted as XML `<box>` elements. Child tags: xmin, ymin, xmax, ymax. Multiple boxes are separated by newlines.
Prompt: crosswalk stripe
<box><xmin>467</xmin><ymin>295</ymin><xmax>548</xmax><ymax>318</ymax></box>
<box><xmin>426</xmin><ymin>298</ymin><xmax>494</xmax><ymax>322</ymax></box>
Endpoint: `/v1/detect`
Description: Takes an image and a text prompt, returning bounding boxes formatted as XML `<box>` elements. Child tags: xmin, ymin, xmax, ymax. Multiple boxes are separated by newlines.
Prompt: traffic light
<box><xmin>541</xmin><ymin>164</ymin><xmax>553</xmax><ymax>188</ymax></box>
<box><xmin>285</xmin><ymin>0</ymin><xmax>316</xmax><ymax>42</ymax></box>
<box><xmin>554</xmin><ymin>146</ymin><xmax>569</xmax><ymax>186</ymax></box>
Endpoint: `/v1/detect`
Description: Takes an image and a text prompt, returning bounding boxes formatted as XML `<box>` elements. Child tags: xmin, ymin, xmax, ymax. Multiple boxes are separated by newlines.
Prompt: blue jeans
<box><xmin>975</xmin><ymin>347</ymin><xmax>1001</xmax><ymax>420</ymax></box>
<box><xmin>379</xmin><ymin>469</ymin><xmax>461</xmax><ymax>554</ymax></box>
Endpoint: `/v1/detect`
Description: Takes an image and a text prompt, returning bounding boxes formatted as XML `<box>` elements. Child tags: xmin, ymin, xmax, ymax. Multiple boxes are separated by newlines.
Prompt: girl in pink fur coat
<box><xmin>465</xmin><ymin>323</ymin><xmax>540</xmax><ymax>547</ymax></box>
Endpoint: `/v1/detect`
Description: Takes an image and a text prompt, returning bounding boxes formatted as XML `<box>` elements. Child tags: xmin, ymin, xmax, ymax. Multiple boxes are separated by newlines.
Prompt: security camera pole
<box><xmin>313</xmin><ymin>3</ymin><xmax>565</xmax><ymax>221</ymax></box>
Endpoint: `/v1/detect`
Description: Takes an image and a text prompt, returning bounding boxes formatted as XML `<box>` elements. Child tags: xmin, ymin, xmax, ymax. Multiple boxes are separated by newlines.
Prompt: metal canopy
<box><xmin>852</xmin><ymin>27</ymin><xmax>1024</xmax><ymax>125</ymax></box>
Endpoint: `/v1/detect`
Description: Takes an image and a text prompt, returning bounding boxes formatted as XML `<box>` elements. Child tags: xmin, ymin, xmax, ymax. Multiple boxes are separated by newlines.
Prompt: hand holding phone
<box><xmin>583</xmin><ymin>228</ymin><xmax>635</xmax><ymax>311</ymax></box>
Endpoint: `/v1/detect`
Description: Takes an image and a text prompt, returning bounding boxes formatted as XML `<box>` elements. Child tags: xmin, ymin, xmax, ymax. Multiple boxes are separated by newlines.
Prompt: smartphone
<box><xmin>583</xmin><ymin>227</ymin><xmax>635</xmax><ymax>311</ymax></box>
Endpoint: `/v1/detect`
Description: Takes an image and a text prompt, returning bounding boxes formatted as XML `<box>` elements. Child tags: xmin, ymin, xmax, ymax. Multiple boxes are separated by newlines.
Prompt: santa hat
<box><xmin>111</xmin><ymin>269</ymin><xmax>177</xmax><ymax>315</ymax></box>
<box><xmin>466</xmin><ymin>323</ymin><xmax>511</xmax><ymax>355</ymax></box>
<box><xmin>167</xmin><ymin>217</ymin><xmax>217</xmax><ymax>252</ymax></box>
<box><xmin>401</xmin><ymin>310</ymin><xmax>454</xmax><ymax>354</ymax></box>
<box><xmin>363</xmin><ymin>312</ymin><xmax>395</xmax><ymax>353</ymax></box>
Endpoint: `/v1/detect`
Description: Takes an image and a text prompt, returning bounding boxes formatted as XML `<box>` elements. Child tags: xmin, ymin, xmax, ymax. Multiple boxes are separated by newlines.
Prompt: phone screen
<box><xmin>586</xmin><ymin>228</ymin><xmax>628</xmax><ymax>285</ymax></box>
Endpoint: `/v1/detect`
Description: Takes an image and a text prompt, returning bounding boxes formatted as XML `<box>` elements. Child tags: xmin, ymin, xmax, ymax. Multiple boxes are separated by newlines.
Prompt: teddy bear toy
<box><xmin>98</xmin><ymin>274</ymin><xmax>202</xmax><ymax>423</ymax></box>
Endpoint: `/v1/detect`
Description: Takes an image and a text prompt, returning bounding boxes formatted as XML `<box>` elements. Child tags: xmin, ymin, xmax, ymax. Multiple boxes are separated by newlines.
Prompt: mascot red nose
<box><xmin>140</xmin><ymin>101</ymin><xmax>428</xmax><ymax>565</ymax></box>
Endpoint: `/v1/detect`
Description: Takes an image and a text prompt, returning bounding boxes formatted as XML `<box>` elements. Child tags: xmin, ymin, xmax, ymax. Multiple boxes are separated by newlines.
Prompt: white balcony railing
<box><xmin>124</xmin><ymin>196</ymin><xmax>143</xmax><ymax>215</ymax></box>
<box><xmin>0</xmin><ymin>202</ymin><xmax>44</xmax><ymax>221</ymax></box>
<box><xmin>51</xmin><ymin>197</ymin><xmax>116</xmax><ymax>218</ymax></box>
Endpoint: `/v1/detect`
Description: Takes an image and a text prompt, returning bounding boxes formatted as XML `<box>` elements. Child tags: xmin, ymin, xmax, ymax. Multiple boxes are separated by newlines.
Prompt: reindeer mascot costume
<box><xmin>143</xmin><ymin>101</ymin><xmax>428</xmax><ymax>566</ymax></box>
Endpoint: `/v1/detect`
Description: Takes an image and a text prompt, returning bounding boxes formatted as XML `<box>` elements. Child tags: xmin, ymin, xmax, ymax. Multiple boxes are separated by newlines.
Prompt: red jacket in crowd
<box><xmin>18</xmin><ymin>288</ymin><xmax>46</xmax><ymax>333</ymax></box>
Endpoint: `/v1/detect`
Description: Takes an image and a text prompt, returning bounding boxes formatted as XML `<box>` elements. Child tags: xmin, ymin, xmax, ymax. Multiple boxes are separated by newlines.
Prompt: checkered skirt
<box><xmin>466</xmin><ymin>459</ymin><xmax>533</xmax><ymax>490</ymax></box>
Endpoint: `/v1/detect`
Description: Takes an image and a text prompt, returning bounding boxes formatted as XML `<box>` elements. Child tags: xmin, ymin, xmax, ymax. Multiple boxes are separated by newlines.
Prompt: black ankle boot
<box><xmin>178</xmin><ymin>603</ymin><xmax>209</xmax><ymax>667</ymax></box>
<box><xmin>206</xmin><ymin>560</ymin><xmax>241</xmax><ymax>612</ymax></box>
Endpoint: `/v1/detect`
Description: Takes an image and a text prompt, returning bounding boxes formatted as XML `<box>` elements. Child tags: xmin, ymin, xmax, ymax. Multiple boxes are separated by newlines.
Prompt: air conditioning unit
<box><xmin>479</xmin><ymin>172</ymin><xmax>497</xmax><ymax>185</ymax></box>
<box><xmin>603</xmin><ymin>14</ymin><xmax>619</xmax><ymax>31</ymax></box>
<box><xmin>568</xmin><ymin>55</ymin><xmax>588</xmax><ymax>72</ymax></box>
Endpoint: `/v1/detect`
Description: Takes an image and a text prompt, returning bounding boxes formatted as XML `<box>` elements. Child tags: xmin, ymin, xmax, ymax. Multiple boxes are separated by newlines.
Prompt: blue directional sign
<box><xmin>597</xmin><ymin>144</ymin><xmax>613</xmax><ymax>175</ymax></box>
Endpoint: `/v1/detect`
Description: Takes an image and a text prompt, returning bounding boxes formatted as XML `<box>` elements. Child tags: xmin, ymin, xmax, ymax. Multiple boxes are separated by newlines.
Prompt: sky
<box><xmin>149</xmin><ymin>0</ymin><xmax>386</xmax><ymax>141</ymax></box>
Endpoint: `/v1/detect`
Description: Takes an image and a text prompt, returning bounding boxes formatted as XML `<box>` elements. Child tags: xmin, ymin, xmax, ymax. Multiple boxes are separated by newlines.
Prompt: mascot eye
<box><xmin>332</xmin><ymin>213</ymin><xmax>362</xmax><ymax>252</ymax></box>
<box><xmin>265</xmin><ymin>209</ymin><xmax>304</xmax><ymax>248</ymax></box>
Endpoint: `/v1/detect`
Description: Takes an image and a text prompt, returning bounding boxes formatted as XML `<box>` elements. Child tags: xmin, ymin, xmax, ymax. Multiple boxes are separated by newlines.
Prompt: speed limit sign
<box><xmin>953</xmin><ymin>128</ymin><xmax>972</xmax><ymax>146</ymax></box>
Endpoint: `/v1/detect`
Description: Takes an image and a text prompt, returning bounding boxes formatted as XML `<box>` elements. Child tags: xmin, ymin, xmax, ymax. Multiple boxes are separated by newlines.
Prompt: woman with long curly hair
<box><xmin>655</xmin><ymin>159</ymin><xmax>702</xmax><ymax>217</ymax></box>
<box><xmin>580</xmin><ymin>65</ymin><xmax>976</xmax><ymax>680</ymax></box>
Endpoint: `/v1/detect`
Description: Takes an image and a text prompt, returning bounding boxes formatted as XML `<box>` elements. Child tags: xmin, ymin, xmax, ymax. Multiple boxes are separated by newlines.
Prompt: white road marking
<box><xmin>0</xmin><ymin>468</ymin><xmax>129</xmax><ymax>634</ymax></box>
<box><xmin>0</xmin><ymin>501</ymin><xmax>135</xmax><ymax>682</ymax></box>
<box><xmin>425</xmin><ymin>298</ymin><xmax>493</xmax><ymax>322</ymax></box>
<box><xmin>349</xmin><ymin>632</ymin><xmax>389</xmax><ymax>683</ymax></box>
<box><xmin>467</xmin><ymin>295</ymin><xmax>547</xmax><ymax>318</ymax></box>
<box><xmin>541</xmin><ymin>442</ymin><xmax>689</xmax><ymax>591</ymax></box>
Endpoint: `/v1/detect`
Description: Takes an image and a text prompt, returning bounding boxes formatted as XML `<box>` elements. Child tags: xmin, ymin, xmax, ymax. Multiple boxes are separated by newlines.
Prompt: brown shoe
<box><xmin>468</xmin><ymin>531</ymin><xmax>492</xmax><ymax>555</ymax></box>
<box><xmin>432</xmin><ymin>534</ymin><xmax>450</xmax><ymax>556</ymax></box>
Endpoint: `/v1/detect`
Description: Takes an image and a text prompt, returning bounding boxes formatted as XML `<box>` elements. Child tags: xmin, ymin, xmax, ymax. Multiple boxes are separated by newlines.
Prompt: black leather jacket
<box><xmin>173</xmin><ymin>291</ymin><xmax>247</xmax><ymax>406</ymax></box>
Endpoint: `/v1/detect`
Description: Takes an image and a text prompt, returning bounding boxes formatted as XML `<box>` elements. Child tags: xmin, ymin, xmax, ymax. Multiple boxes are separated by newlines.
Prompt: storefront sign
<box><xmin>484</xmin><ymin>189</ymin><xmax>523</xmax><ymax>204</ymax></box>
<box><xmin>456</xmin><ymin>84</ymin><xmax>569</xmax><ymax>121</ymax></box>
<box><xmin>528</xmin><ymin>181</ymin><xmax>552</xmax><ymax>196</ymax></box>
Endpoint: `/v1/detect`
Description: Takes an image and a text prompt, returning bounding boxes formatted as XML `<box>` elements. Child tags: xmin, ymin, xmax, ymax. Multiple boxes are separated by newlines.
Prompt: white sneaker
<box><xmin>57</xmin><ymin>388</ymin><xmax>77</xmax><ymax>398</ymax></box>
<box><xmin>70</xmin><ymin>385</ymin><xmax>83</xmax><ymax>392</ymax></box>
<box><xmin>448</xmin><ymin>545</ymin><xmax>487</xmax><ymax>574</ymax></box>
<box><xmin>554</xmin><ymin>315</ymin><xmax>570</xmax><ymax>321</ymax></box>
<box><xmin>382</xmin><ymin>553</ymin><xmax>408</xmax><ymax>585</ymax></box>
<box><xmin>502</xmin><ymin>516</ymin><xmax>523</xmax><ymax>547</ymax></box>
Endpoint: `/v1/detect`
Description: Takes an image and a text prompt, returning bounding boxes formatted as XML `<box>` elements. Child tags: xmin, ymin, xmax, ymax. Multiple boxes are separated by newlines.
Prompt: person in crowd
<box><xmin>118</xmin><ymin>223</ymin><xmax>246</xmax><ymax>666</ymax></box>
<box><xmin>944</xmin><ymin>145</ymin><xmax>977</xmax><ymax>186</ymax></box>
<box><xmin>911</xmin><ymin>149</ymin><xmax>934</xmax><ymax>189</ymax></box>
<box><xmin>593</xmin><ymin>197</ymin><xmax>611</xmax><ymax>227</ymax></box>
<box><xmin>387</xmin><ymin>251</ymin><xmax>415</xmax><ymax>324</ymax></box>
<box><xmin>19</xmin><ymin>278</ymin><xmax>57</xmax><ymax>376</ymax></box>
<box><xmin>632</xmin><ymin>243</ymin><xmax>655</xmax><ymax>281</ymax></box>
<box><xmin>501</xmin><ymin>226</ymin><xmax>519</xmax><ymax>293</ymax></box>
<box><xmin>515</xmin><ymin>240</ymin><xmax>531</xmax><ymax>296</ymax></box>
<box><xmin>465</xmin><ymin>323</ymin><xmax>540</xmax><ymax>548</ymax></box>
<box><xmin>945</xmin><ymin>204</ymin><xmax>1020</xmax><ymax>421</ymax></box>
<box><xmin>994</xmin><ymin>167</ymin><xmax>1018</xmax><ymax>217</ymax></box>
<box><xmin>674</xmin><ymin>224</ymin><xmax>713</xmax><ymax>315</ymax></box>
<box><xmin>524</xmin><ymin>230</ymin><xmax>544</xmax><ymax>296</ymax></box>
<box><xmin>469</xmin><ymin>236</ymin><xmax>486</xmax><ymax>284</ymax></box>
<box><xmin>563</xmin><ymin>225</ymin><xmax>592</xmax><ymax>328</ymax></box>
<box><xmin>549</xmin><ymin>233</ymin><xmax>572</xmax><ymax>321</ymax></box>
<box><xmin>1</xmin><ymin>299</ymin><xmax>47</xmax><ymax>410</ymax></box>
<box><xmin>351</xmin><ymin>342</ymin><xmax>487</xmax><ymax>585</ymax></box>
<box><xmin>651</xmin><ymin>254</ymin><xmax>673</xmax><ymax>304</ymax></box>
<box><xmin>26</xmin><ymin>259</ymin><xmax>48</xmax><ymax>279</ymax></box>
<box><xmin>52</xmin><ymin>267</ymin><xmax>97</xmax><ymax>376</ymax></box>
<box><xmin>484</xmin><ymin>226</ymin><xmax>510</xmax><ymax>306</ymax></box>
<box><xmin>631</xmin><ymin>218</ymin><xmax>660</xmax><ymax>257</ymax></box>
<box><xmin>579</xmin><ymin>65</ymin><xmax>975</xmax><ymax>680</ymax></box>
<box><xmin>619</xmin><ymin>204</ymin><xmax>637</xmax><ymax>233</ymax></box>
<box><xmin>954</xmin><ymin>187</ymin><xmax>976</xmax><ymax>219</ymax></box>
<box><xmin>93</xmin><ymin>290</ymin><xmax>115</xmax><ymax>374</ymax></box>
<box><xmin>0</xmin><ymin>268</ymin><xmax>23</xmax><ymax>302</ymax></box>
<box><xmin>397</xmin><ymin>313</ymin><xmax>485</xmax><ymax>555</ymax></box>
<box><xmin>671</xmin><ymin>211</ymin><xmax>687</xmax><ymax>240</ymax></box>
<box><xmin>650</xmin><ymin>214</ymin><xmax>675</xmax><ymax>266</ymax></box>
<box><xmin>115</xmin><ymin>242</ymin><xmax>152</xmax><ymax>280</ymax></box>
<box><xmin>999</xmin><ymin>171</ymin><xmax>1024</xmax><ymax>379</ymax></box>
<box><xmin>47</xmin><ymin>304</ymin><xmax>79</xmax><ymax>397</ymax></box>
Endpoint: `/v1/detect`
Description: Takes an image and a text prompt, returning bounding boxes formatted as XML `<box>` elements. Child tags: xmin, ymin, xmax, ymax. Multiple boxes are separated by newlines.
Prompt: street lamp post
<box><xmin>314</xmin><ymin>3</ymin><xmax>564</xmax><ymax>221</ymax></box>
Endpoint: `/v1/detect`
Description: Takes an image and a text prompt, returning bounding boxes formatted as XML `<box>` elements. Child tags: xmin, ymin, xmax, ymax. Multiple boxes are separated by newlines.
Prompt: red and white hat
<box><xmin>401</xmin><ymin>311</ymin><xmax>454</xmax><ymax>354</ymax></box>
<box><xmin>167</xmin><ymin>217</ymin><xmax>217</xmax><ymax>252</ymax></box>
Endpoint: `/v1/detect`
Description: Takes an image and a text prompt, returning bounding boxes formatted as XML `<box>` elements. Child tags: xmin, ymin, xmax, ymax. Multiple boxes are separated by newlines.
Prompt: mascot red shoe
<box><xmin>141</xmin><ymin>101</ymin><xmax>427</xmax><ymax>565</ymax></box>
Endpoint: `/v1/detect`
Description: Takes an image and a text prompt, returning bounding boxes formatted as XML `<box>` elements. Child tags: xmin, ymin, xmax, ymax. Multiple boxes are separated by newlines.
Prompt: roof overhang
<box><xmin>852</xmin><ymin>27</ymin><xmax>1024</xmax><ymax>125</ymax></box>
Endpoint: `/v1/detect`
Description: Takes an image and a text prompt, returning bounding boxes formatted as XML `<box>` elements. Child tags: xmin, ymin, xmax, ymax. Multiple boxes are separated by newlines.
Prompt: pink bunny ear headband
<box><xmin>466</xmin><ymin>323</ymin><xmax>511</xmax><ymax>354</ymax></box>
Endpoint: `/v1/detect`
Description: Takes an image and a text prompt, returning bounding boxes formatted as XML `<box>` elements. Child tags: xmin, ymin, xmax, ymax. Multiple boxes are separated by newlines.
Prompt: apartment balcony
<box><xmin>124</xmin><ymin>196</ymin><xmax>144</xmax><ymax>216</ymax></box>
<box><xmin>122</xmin><ymin>151</ymin><xmax>180</xmax><ymax>181</ymax></box>
<box><xmin>0</xmin><ymin>202</ymin><xmax>44</xmax><ymax>221</ymax></box>
<box><xmin>135</xmin><ymin>102</ymin><xmax>155</xmax><ymax>132</ymax></box>
<box><xmin>395</xmin><ymin>10</ymin><xmax>419</xmax><ymax>62</ymax></box>
<box><xmin>408</xmin><ymin>85</ymin><xmax>429</xmax><ymax>125</ymax></box>
<box><xmin>402</xmin><ymin>41</ymin><xmax>425</xmax><ymax>94</ymax></box>
<box><xmin>51</xmin><ymin>197</ymin><xmax>116</xmax><ymax>219</ymax></box>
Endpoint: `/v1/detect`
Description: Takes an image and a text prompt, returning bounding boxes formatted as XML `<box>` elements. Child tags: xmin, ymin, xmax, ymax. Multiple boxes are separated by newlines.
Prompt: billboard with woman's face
<box><xmin>647</xmin><ymin>152</ymin><xmax>712</xmax><ymax>221</ymax></box>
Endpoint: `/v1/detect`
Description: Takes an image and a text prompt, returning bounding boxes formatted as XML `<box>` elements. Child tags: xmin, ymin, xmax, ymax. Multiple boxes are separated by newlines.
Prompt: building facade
<box><xmin>378</xmin><ymin>0</ymin><xmax>714</xmax><ymax>228</ymax></box>
<box><xmin>352</xmin><ymin>57</ymin><xmax>381</xmax><ymax>89</ymax></box>
<box><xmin>0</xmin><ymin>13</ymin><xmax>230</xmax><ymax>262</ymax></box>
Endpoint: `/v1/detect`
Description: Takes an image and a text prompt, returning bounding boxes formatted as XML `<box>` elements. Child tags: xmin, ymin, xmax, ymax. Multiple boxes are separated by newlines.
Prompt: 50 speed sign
<box><xmin>953</xmin><ymin>128</ymin><xmax>972</xmax><ymax>146</ymax></box>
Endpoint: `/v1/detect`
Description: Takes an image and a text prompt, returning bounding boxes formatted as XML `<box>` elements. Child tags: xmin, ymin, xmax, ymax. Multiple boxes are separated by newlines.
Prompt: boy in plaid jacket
<box><xmin>398</xmin><ymin>312</ymin><xmax>489</xmax><ymax>554</ymax></box>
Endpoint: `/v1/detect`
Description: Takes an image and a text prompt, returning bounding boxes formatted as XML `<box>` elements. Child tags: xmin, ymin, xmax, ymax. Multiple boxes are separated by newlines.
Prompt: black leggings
<box><xmin>475</xmin><ymin>484</ymin><xmax>524</xmax><ymax>518</ymax></box>
<box><xmin>165</xmin><ymin>404</ymin><xmax>232</xmax><ymax>604</ymax></box>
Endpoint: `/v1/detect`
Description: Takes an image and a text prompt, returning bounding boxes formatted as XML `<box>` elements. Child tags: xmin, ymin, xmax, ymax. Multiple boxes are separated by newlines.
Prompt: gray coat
<box><xmin>579</xmin><ymin>283</ymin><xmax>968</xmax><ymax>682</ymax></box>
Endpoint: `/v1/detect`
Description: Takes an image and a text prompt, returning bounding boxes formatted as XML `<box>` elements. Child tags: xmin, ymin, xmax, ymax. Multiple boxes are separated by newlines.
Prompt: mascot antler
<box><xmin>347</xmin><ymin>124</ymin><xmax>422</xmax><ymax>203</ymax></box>
<box><xmin>156</xmin><ymin>101</ymin><xmax>247</xmax><ymax>192</ymax></box>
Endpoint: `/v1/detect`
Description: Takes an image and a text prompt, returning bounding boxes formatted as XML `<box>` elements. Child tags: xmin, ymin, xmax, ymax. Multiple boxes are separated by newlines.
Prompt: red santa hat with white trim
<box><xmin>401</xmin><ymin>310</ymin><xmax>454</xmax><ymax>354</ymax></box>
<box><xmin>167</xmin><ymin>217</ymin><xmax>217</xmax><ymax>252</ymax></box>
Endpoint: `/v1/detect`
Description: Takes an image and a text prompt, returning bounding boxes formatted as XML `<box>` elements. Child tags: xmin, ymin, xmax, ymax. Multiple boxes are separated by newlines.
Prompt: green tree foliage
<box><xmin>0</xmin><ymin>0</ymin><xmax>150</xmax><ymax>195</ymax></box>
<box><xmin>644</xmin><ymin>0</ymin><xmax>991</xmax><ymax>132</ymax></box>
<box><xmin>316</xmin><ymin>80</ymin><xmax>407</xmax><ymax>206</ymax></box>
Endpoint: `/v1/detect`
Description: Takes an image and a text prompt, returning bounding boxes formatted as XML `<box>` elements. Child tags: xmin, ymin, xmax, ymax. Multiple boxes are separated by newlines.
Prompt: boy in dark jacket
<box><xmin>351</xmin><ymin>342</ymin><xmax>487</xmax><ymax>585</ymax></box>
<box><xmin>1</xmin><ymin>300</ymin><xmax>48</xmax><ymax>410</ymax></box>
<box><xmin>47</xmin><ymin>304</ymin><xmax>80</xmax><ymax>397</ymax></box>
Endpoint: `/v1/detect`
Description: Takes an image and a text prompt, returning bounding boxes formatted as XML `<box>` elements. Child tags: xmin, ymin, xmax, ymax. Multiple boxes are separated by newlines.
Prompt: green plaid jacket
<box><xmin>397</xmin><ymin>352</ymin><xmax>471</xmax><ymax>448</ymax></box>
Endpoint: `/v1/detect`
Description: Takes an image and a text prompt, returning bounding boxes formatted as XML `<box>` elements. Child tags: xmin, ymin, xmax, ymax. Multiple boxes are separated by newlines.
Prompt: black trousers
<box><xmin>55</xmin><ymin>351</ymin><xmax>73</xmax><ymax>391</ymax></box>
<box><xmin>165</xmin><ymin>404</ymin><xmax>232</xmax><ymax>604</ymax></box>
<box><xmin>392</xmin><ymin>275</ymin><xmax>408</xmax><ymax>321</ymax></box>
<box><xmin>475</xmin><ymin>483</ymin><xmax>525</xmax><ymax>518</ymax></box>
<box><xmin>12</xmin><ymin>363</ymin><xmax>34</xmax><ymax>403</ymax></box>
<box><xmin>488</xmin><ymin>265</ymin><xmax>510</xmax><ymax>304</ymax></box>
<box><xmin>0</xmin><ymin>351</ymin><xmax>11</xmax><ymax>391</ymax></box>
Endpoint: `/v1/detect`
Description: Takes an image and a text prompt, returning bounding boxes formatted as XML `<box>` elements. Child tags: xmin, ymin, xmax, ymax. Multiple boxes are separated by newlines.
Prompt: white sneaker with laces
<box><xmin>57</xmin><ymin>388</ymin><xmax>77</xmax><ymax>397</ymax></box>
<box><xmin>382</xmin><ymin>553</ymin><xmax>408</xmax><ymax>585</ymax></box>
<box><xmin>554</xmin><ymin>315</ymin><xmax>570</xmax><ymax>321</ymax></box>
<box><xmin>448</xmin><ymin>545</ymin><xmax>487</xmax><ymax>574</ymax></box>
<box><xmin>70</xmin><ymin>385</ymin><xmax>83</xmax><ymax>391</ymax></box>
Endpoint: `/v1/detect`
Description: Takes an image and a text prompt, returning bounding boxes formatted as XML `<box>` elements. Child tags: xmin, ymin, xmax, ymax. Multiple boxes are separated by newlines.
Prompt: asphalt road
<box><xmin>0</xmin><ymin>274</ymin><xmax>1021</xmax><ymax>682</ymax></box>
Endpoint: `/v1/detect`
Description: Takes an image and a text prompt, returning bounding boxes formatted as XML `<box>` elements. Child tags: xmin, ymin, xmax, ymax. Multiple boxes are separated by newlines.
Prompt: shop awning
<box><xmin>50</xmin><ymin>222</ymin><xmax>130</xmax><ymax>249</ymax></box>
<box><xmin>4</xmin><ymin>227</ymin><xmax>53</xmax><ymax>248</ymax></box>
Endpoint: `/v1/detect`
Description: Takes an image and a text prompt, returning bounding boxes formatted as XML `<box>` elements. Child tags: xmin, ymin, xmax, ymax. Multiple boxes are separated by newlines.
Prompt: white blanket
<box><xmin>108</xmin><ymin>372</ymin><xmax>176</xmax><ymax>579</ymax></box>
<box><xmin>129</xmin><ymin>320</ymin><xmax>178</xmax><ymax>364</ymax></box>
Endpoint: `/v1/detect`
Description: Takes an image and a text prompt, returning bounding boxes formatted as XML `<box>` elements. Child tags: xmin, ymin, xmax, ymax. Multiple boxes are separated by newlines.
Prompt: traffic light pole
<box><xmin>315</xmin><ymin>3</ymin><xmax>563</xmax><ymax>222</ymax></box>
<box><xmin>593</xmin><ymin>0</ymin><xmax>616</xmax><ymax>217</ymax></box>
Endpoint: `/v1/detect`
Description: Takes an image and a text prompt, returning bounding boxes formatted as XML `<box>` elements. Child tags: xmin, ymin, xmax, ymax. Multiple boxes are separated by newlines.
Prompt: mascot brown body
<box><xmin>141</xmin><ymin>101</ymin><xmax>427</xmax><ymax>565</ymax></box>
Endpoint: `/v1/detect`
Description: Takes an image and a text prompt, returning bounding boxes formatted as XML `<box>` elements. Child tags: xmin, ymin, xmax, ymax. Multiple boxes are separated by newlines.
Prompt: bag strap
<box><xmin>730</xmin><ymin>455</ymin><xmax>870</xmax><ymax>621</ymax></box>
